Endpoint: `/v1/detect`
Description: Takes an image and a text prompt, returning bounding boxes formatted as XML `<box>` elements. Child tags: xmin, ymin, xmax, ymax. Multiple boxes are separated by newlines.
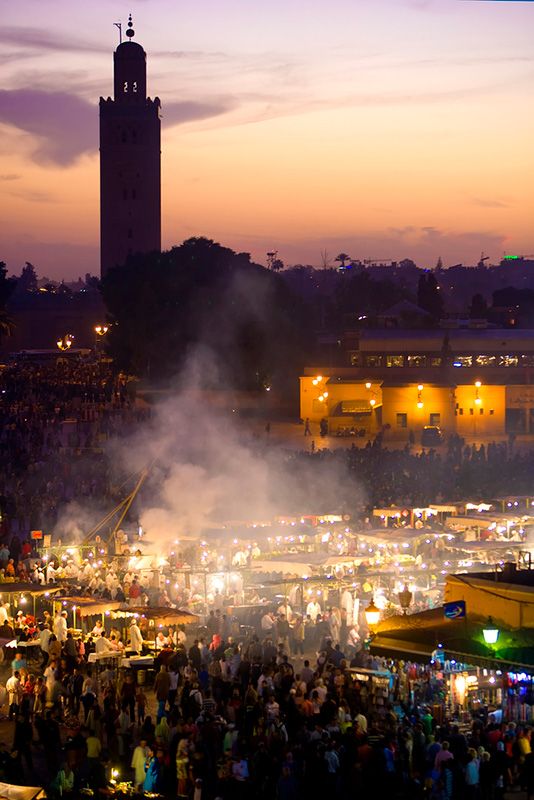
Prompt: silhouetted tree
<box><xmin>335</xmin><ymin>270</ymin><xmax>405</xmax><ymax>317</ymax></box>
<box><xmin>417</xmin><ymin>272</ymin><xmax>444</xmax><ymax>319</ymax></box>
<box><xmin>319</xmin><ymin>249</ymin><xmax>331</xmax><ymax>269</ymax></box>
<box><xmin>17</xmin><ymin>262</ymin><xmax>38</xmax><ymax>293</ymax></box>
<box><xmin>334</xmin><ymin>253</ymin><xmax>351</xmax><ymax>269</ymax></box>
<box><xmin>399</xmin><ymin>258</ymin><xmax>417</xmax><ymax>269</ymax></box>
<box><xmin>0</xmin><ymin>262</ymin><xmax>16</xmax><ymax>342</ymax></box>
<box><xmin>85</xmin><ymin>273</ymin><xmax>101</xmax><ymax>289</ymax></box>
<box><xmin>101</xmin><ymin>237</ymin><xmax>311</xmax><ymax>391</ymax></box>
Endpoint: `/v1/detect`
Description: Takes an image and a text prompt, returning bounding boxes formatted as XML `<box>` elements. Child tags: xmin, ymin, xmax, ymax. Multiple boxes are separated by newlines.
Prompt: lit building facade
<box><xmin>300</xmin><ymin>328</ymin><xmax>534</xmax><ymax>440</ymax></box>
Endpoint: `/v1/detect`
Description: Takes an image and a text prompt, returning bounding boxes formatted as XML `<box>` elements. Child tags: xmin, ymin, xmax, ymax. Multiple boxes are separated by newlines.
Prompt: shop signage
<box><xmin>444</xmin><ymin>600</ymin><xmax>466</xmax><ymax>619</ymax></box>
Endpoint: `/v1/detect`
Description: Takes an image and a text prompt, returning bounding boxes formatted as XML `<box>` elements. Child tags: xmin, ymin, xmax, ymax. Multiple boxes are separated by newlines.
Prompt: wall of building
<box><xmin>381</xmin><ymin>384</ymin><xmax>456</xmax><ymax>439</ymax></box>
<box><xmin>299</xmin><ymin>375</ymin><xmax>382</xmax><ymax>434</ymax></box>
<box><xmin>445</xmin><ymin>574</ymin><xmax>534</xmax><ymax>629</ymax></box>
<box><xmin>455</xmin><ymin>384</ymin><xmax>506</xmax><ymax>438</ymax></box>
<box><xmin>506</xmin><ymin>386</ymin><xmax>534</xmax><ymax>435</ymax></box>
<box><xmin>300</xmin><ymin>365</ymin><xmax>534</xmax><ymax>442</ymax></box>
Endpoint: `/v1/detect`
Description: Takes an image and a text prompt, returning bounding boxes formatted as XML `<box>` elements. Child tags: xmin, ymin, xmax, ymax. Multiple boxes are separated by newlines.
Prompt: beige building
<box><xmin>300</xmin><ymin>328</ymin><xmax>534</xmax><ymax>441</ymax></box>
<box><xmin>445</xmin><ymin>564</ymin><xmax>534</xmax><ymax>630</ymax></box>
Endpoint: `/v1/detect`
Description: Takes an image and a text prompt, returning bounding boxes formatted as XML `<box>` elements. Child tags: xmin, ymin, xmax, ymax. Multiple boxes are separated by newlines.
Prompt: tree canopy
<box><xmin>0</xmin><ymin>262</ymin><xmax>16</xmax><ymax>342</ymax></box>
<box><xmin>100</xmin><ymin>237</ymin><xmax>311</xmax><ymax>390</ymax></box>
<box><xmin>417</xmin><ymin>271</ymin><xmax>444</xmax><ymax>320</ymax></box>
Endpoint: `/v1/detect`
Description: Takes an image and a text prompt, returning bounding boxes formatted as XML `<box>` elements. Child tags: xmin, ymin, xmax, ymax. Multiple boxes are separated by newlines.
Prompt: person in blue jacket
<box><xmin>142</xmin><ymin>746</ymin><xmax>160</xmax><ymax>793</ymax></box>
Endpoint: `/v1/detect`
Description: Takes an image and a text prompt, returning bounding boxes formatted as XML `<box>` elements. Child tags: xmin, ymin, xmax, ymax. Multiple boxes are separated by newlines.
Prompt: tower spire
<box><xmin>126</xmin><ymin>13</ymin><xmax>135</xmax><ymax>40</ymax></box>
<box><xmin>99</xmin><ymin>15</ymin><xmax>161</xmax><ymax>277</ymax></box>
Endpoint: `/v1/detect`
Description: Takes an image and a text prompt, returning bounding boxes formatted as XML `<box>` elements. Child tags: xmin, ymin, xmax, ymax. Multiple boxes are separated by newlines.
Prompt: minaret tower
<box><xmin>99</xmin><ymin>15</ymin><xmax>161</xmax><ymax>277</ymax></box>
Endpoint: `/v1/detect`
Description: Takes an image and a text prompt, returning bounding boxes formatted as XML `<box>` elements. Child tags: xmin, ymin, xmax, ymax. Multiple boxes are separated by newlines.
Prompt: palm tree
<box><xmin>334</xmin><ymin>253</ymin><xmax>351</xmax><ymax>269</ymax></box>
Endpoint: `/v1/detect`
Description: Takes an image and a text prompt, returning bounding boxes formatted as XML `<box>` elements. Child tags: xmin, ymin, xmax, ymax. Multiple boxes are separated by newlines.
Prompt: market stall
<box><xmin>53</xmin><ymin>595</ymin><xmax>122</xmax><ymax>632</ymax></box>
<box><xmin>0</xmin><ymin>581</ymin><xmax>64</xmax><ymax>619</ymax></box>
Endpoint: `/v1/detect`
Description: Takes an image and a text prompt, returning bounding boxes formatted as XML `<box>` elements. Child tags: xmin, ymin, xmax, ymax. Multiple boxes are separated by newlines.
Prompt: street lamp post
<box><xmin>94</xmin><ymin>324</ymin><xmax>109</xmax><ymax>358</ymax></box>
<box><xmin>56</xmin><ymin>334</ymin><xmax>73</xmax><ymax>351</ymax></box>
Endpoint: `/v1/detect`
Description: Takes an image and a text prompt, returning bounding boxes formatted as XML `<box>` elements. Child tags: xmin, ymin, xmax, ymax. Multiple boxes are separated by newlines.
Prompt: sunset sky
<box><xmin>1</xmin><ymin>0</ymin><xmax>533</xmax><ymax>279</ymax></box>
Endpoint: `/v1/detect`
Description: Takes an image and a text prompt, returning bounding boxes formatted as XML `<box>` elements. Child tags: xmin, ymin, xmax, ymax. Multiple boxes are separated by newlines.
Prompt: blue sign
<box><xmin>444</xmin><ymin>600</ymin><xmax>466</xmax><ymax>620</ymax></box>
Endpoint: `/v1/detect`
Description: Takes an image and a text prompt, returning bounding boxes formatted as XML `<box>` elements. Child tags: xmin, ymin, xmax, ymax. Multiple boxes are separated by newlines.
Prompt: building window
<box><xmin>350</xmin><ymin>353</ymin><xmax>363</xmax><ymax>366</ymax></box>
<box><xmin>489</xmin><ymin>409</ymin><xmax>494</xmax><ymax>415</ymax></box>
<box><xmin>123</xmin><ymin>81</ymin><xmax>128</xmax><ymax>93</ymax></box>
<box><xmin>365</xmin><ymin>355</ymin><xmax>382</xmax><ymax>367</ymax></box>
<box><xmin>521</xmin><ymin>355</ymin><xmax>534</xmax><ymax>367</ymax></box>
<box><xmin>430</xmin><ymin>357</ymin><xmax>442</xmax><ymax>367</ymax></box>
<box><xmin>469</xmin><ymin>408</ymin><xmax>474</xmax><ymax>415</ymax></box>
<box><xmin>396</xmin><ymin>413</ymin><xmax>407</xmax><ymax>428</ymax></box>
<box><xmin>133</xmin><ymin>81</ymin><xmax>138</xmax><ymax>93</ymax></box>
<box><xmin>407</xmin><ymin>355</ymin><xmax>426</xmax><ymax>367</ymax></box>
<box><xmin>459</xmin><ymin>408</ymin><xmax>464</xmax><ymax>415</ymax></box>
<box><xmin>479</xmin><ymin>408</ymin><xmax>484</xmax><ymax>415</ymax></box>
<box><xmin>386</xmin><ymin>355</ymin><xmax>404</xmax><ymax>367</ymax></box>
<box><xmin>429</xmin><ymin>413</ymin><xmax>440</xmax><ymax>426</ymax></box>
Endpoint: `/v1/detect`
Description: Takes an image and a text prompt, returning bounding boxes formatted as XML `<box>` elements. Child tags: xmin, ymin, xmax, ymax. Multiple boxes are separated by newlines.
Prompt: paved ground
<box><xmin>245</xmin><ymin>418</ymin><xmax>534</xmax><ymax>455</ymax></box>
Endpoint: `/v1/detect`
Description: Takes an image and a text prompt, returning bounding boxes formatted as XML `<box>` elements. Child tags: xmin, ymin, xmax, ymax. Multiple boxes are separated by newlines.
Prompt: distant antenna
<box><xmin>113</xmin><ymin>22</ymin><xmax>122</xmax><ymax>44</ymax></box>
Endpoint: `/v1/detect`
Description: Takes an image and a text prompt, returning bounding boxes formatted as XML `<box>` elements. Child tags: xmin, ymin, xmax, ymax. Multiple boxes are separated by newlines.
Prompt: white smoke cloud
<box><xmin>104</xmin><ymin>348</ymin><xmax>363</xmax><ymax>551</ymax></box>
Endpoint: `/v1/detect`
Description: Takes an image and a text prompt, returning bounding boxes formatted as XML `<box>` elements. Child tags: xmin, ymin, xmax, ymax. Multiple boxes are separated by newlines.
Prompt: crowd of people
<box><xmin>2</xmin><ymin>356</ymin><xmax>534</xmax><ymax>797</ymax></box>
<box><xmin>1</xmin><ymin>357</ymin><xmax>534</xmax><ymax>545</ymax></box>
<box><xmin>296</xmin><ymin>437</ymin><xmax>534</xmax><ymax>509</ymax></box>
<box><xmin>0</xmin><ymin>604</ymin><xmax>531</xmax><ymax>800</ymax></box>
<box><xmin>0</xmin><ymin>357</ymin><xmax>147</xmax><ymax>538</ymax></box>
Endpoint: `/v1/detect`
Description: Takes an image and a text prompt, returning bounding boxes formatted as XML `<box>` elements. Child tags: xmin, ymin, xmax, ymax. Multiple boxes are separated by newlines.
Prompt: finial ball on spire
<box><xmin>126</xmin><ymin>13</ymin><xmax>135</xmax><ymax>38</ymax></box>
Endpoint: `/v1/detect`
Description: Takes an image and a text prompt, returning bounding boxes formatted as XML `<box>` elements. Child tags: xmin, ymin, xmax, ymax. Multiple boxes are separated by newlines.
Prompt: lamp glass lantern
<box><xmin>483</xmin><ymin>617</ymin><xmax>499</xmax><ymax>646</ymax></box>
<box><xmin>365</xmin><ymin>599</ymin><xmax>380</xmax><ymax>628</ymax></box>
<box><xmin>398</xmin><ymin>585</ymin><xmax>413</xmax><ymax>614</ymax></box>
